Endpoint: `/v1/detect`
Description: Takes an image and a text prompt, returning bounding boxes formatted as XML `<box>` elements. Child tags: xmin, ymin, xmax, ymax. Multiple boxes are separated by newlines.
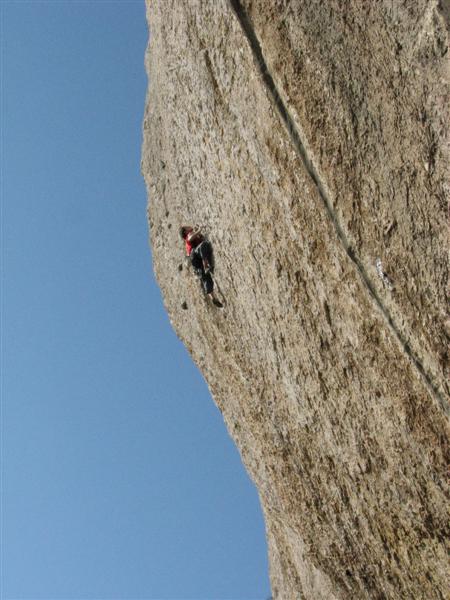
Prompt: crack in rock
<box><xmin>228</xmin><ymin>0</ymin><xmax>448</xmax><ymax>415</ymax></box>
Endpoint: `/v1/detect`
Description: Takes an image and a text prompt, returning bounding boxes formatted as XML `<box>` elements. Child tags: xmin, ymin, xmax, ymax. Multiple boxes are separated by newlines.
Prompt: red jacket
<box><xmin>185</xmin><ymin>232</ymin><xmax>203</xmax><ymax>256</ymax></box>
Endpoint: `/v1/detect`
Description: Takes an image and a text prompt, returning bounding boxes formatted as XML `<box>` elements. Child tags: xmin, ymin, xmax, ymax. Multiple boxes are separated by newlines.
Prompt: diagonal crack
<box><xmin>228</xmin><ymin>0</ymin><xmax>448</xmax><ymax>415</ymax></box>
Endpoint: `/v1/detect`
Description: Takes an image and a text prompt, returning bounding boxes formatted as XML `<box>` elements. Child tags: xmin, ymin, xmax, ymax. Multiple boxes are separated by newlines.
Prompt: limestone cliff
<box><xmin>141</xmin><ymin>1</ymin><xmax>449</xmax><ymax>598</ymax></box>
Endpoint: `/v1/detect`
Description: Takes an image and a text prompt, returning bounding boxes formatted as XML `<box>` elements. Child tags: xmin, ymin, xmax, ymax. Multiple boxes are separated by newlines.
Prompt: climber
<box><xmin>179</xmin><ymin>225</ymin><xmax>222</xmax><ymax>307</ymax></box>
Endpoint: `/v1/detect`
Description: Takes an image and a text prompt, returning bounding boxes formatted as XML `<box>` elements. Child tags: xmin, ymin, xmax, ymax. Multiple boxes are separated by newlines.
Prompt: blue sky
<box><xmin>1</xmin><ymin>2</ymin><xmax>269</xmax><ymax>598</ymax></box>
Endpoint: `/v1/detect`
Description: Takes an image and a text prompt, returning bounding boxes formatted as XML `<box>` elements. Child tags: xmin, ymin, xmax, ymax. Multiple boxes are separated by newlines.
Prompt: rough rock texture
<box><xmin>142</xmin><ymin>1</ymin><xmax>449</xmax><ymax>598</ymax></box>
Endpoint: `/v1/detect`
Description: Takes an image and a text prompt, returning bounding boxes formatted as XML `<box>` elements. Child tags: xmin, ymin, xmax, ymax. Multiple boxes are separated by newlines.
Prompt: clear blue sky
<box><xmin>1</xmin><ymin>2</ymin><xmax>270</xmax><ymax>599</ymax></box>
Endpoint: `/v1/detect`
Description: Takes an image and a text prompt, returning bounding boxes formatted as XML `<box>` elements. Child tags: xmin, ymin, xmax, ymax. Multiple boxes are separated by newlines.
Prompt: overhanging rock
<box><xmin>142</xmin><ymin>2</ymin><xmax>449</xmax><ymax>598</ymax></box>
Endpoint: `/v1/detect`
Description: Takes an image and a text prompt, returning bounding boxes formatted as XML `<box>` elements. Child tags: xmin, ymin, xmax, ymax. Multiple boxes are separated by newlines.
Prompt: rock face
<box><xmin>142</xmin><ymin>1</ymin><xmax>449</xmax><ymax>598</ymax></box>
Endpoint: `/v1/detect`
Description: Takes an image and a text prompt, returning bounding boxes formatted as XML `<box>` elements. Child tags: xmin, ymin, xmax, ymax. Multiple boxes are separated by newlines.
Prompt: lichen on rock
<box><xmin>142</xmin><ymin>1</ymin><xmax>449</xmax><ymax>598</ymax></box>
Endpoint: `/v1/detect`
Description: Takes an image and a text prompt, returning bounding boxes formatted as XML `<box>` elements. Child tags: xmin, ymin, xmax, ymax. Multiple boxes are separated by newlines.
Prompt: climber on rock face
<box><xmin>179</xmin><ymin>225</ymin><xmax>222</xmax><ymax>307</ymax></box>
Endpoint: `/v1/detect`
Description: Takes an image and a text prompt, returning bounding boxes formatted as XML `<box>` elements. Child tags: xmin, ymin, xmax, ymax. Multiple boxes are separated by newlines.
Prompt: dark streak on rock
<box><xmin>228</xmin><ymin>0</ymin><xmax>448</xmax><ymax>415</ymax></box>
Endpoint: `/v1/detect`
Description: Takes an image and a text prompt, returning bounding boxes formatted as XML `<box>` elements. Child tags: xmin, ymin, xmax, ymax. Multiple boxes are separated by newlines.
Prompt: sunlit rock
<box><xmin>142</xmin><ymin>2</ymin><xmax>449</xmax><ymax>598</ymax></box>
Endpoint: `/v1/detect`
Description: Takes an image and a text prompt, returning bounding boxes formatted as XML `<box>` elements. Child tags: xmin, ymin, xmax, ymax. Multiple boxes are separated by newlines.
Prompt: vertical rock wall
<box><xmin>142</xmin><ymin>1</ymin><xmax>449</xmax><ymax>598</ymax></box>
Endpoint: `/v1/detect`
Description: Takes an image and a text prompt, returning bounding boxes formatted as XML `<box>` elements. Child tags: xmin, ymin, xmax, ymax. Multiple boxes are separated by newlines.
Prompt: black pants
<box><xmin>191</xmin><ymin>241</ymin><xmax>214</xmax><ymax>294</ymax></box>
